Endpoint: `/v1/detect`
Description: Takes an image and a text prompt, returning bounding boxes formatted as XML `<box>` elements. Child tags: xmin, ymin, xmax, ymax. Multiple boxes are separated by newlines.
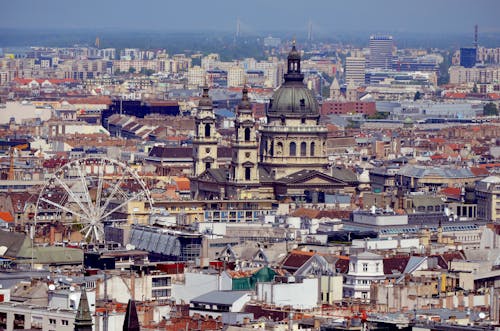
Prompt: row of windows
<box><xmin>266</xmin><ymin>141</ymin><xmax>316</xmax><ymax>157</ymax></box>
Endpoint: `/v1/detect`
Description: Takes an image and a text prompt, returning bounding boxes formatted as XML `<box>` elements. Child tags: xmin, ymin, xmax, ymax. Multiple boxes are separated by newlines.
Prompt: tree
<box><xmin>140</xmin><ymin>68</ymin><xmax>155</xmax><ymax>76</ymax></box>
<box><xmin>367</xmin><ymin>112</ymin><xmax>390</xmax><ymax>120</ymax></box>
<box><xmin>483</xmin><ymin>102</ymin><xmax>498</xmax><ymax>116</ymax></box>
<box><xmin>472</xmin><ymin>83</ymin><xmax>478</xmax><ymax>93</ymax></box>
<box><xmin>414</xmin><ymin>91</ymin><xmax>422</xmax><ymax>101</ymax></box>
<box><xmin>128</xmin><ymin>67</ymin><xmax>136</xmax><ymax>74</ymax></box>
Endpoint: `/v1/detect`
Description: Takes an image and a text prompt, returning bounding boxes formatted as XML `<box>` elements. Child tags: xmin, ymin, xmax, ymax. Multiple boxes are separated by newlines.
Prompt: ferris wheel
<box><xmin>35</xmin><ymin>156</ymin><xmax>153</xmax><ymax>243</ymax></box>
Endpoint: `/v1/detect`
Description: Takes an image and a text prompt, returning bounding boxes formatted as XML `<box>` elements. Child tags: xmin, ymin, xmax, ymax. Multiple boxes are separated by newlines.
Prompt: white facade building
<box><xmin>187</xmin><ymin>66</ymin><xmax>205</xmax><ymax>88</ymax></box>
<box><xmin>256</xmin><ymin>277</ymin><xmax>319</xmax><ymax>309</ymax></box>
<box><xmin>343</xmin><ymin>251</ymin><xmax>385</xmax><ymax>301</ymax></box>
<box><xmin>345</xmin><ymin>56</ymin><xmax>366</xmax><ymax>85</ymax></box>
<box><xmin>227</xmin><ymin>66</ymin><xmax>245</xmax><ymax>87</ymax></box>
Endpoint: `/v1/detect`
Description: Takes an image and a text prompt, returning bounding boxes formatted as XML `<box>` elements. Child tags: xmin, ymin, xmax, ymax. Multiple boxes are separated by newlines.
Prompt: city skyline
<box><xmin>2</xmin><ymin>0</ymin><xmax>500</xmax><ymax>34</ymax></box>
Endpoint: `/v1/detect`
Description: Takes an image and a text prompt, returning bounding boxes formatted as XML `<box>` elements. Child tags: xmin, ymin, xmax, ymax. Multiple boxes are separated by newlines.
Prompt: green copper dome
<box><xmin>267</xmin><ymin>44</ymin><xmax>319</xmax><ymax>117</ymax></box>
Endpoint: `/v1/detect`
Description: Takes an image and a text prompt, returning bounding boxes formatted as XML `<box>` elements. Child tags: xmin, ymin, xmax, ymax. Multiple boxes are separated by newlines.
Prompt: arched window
<box><xmin>244</xmin><ymin>127</ymin><xmax>250</xmax><ymax>141</ymax></box>
<box><xmin>290</xmin><ymin>142</ymin><xmax>296</xmax><ymax>156</ymax></box>
<box><xmin>300</xmin><ymin>142</ymin><xmax>307</xmax><ymax>156</ymax></box>
<box><xmin>310</xmin><ymin>142</ymin><xmax>315</xmax><ymax>156</ymax></box>
<box><xmin>204</xmin><ymin>123</ymin><xmax>211</xmax><ymax>137</ymax></box>
<box><xmin>276</xmin><ymin>142</ymin><xmax>283</xmax><ymax>155</ymax></box>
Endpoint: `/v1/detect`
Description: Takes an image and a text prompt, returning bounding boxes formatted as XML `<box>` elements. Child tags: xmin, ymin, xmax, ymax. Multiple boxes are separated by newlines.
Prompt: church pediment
<box><xmin>242</xmin><ymin>161</ymin><xmax>255</xmax><ymax>167</ymax></box>
<box><xmin>280</xmin><ymin>170</ymin><xmax>347</xmax><ymax>186</ymax></box>
<box><xmin>198</xmin><ymin>168</ymin><xmax>229</xmax><ymax>184</ymax></box>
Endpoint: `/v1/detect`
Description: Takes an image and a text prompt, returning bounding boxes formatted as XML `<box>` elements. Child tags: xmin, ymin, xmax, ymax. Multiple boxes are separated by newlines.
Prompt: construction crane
<box><xmin>8</xmin><ymin>143</ymin><xmax>28</xmax><ymax>180</ymax></box>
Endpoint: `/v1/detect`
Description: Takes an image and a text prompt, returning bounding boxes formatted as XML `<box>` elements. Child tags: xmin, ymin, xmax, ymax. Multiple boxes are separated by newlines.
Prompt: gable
<box><xmin>283</xmin><ymin>171</ymin><xmax>347</xmax><ymax>186</ymax></box>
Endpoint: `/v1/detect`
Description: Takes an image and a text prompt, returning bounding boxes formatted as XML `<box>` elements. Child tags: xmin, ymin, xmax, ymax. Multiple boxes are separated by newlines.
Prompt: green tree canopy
<box><xmin>484</xmin><ymin>102</ymin><xmax>498</xmax><ymax>116</ymax></box>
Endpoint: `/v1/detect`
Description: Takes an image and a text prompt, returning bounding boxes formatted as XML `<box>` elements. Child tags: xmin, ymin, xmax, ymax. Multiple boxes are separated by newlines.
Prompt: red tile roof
<box><xmin>470</xmin><ymin>167</ymin><xmax>490</xmax><ymax>177</ymax></box>
<box><xmin>439</xmin><ymin>187</ymin><xmax>461</xmax><ymax>200</ymax></box>
<box><xmin>0</xmin><ymin>212</ymin><xmax>14</xmax><ymax>223</ymax></box>
<box><xmin>280</xmin><ymin>250</ymin><xmax>314</xmax><ymax>271</ymax></box>
<box><xmin>383</xmin><ymin>256</ymin><xmax>410</xmax><ymax>275</ymax></box>
<box><xmin>444</xmin><ymin>92</ymin><xmax>467</xmax><ymax>99</ymax></box>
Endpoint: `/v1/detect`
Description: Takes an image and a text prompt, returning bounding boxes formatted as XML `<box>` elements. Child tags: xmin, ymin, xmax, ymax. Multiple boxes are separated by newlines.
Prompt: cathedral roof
<box><xmin>198</xmin><ymin>87</ymin><xmax>213</xmax><ymax>108</ymax></box>
<box><xmin>267</xmin><ymin>44</ymin><xmax>319</xmax><ymax>118</ymax></box>
<box><xmin>237</xmin><ymin>86</ymin><xmax>252</xmax><ymax>112</ymax></box>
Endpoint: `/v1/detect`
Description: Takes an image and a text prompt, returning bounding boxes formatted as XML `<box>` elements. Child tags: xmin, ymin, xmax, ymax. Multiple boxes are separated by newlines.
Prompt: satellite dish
<box><xmin>69</xmin><ymin>286</ymin><xmax>75</xmax><ymax>292</ymax></box>
<box><xmin>478</xmin><ymin>312</ymin><xmax>486</xmax><ymax>319</ymax></box>
<box><xmin>48</xmin><ymin>284</ymin><xmax>56</xmax><ymax>291</ymax></box>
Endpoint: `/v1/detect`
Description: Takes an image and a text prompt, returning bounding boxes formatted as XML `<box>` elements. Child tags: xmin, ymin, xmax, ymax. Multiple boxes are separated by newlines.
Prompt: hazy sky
<box><xmin>2</xmin><ymin>0</ymin><xmax>500</xmax><ymax>34</ymax></box>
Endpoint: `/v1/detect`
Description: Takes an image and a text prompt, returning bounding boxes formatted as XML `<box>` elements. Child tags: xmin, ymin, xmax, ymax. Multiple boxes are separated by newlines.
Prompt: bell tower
<box><xmin>231</xmin><ymin>86</ymin><xmax>259</xmax><ymax>186</ymax></box>
<box><xmin>193</xmin><ymin>87</ymin><xmax>218</xmax><ymax>176</ymax></box>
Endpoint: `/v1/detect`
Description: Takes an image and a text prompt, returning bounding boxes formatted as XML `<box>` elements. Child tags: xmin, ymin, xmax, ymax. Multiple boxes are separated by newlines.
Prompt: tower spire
<box><xmin>74</xmin><ymin>289</ymin><xmax>93</xmax><ymax>331</ymax></box>
<box><xmin>123</xmin><ymin>299</ymin><xmax>140</xmax><ymax>331</ymax></box>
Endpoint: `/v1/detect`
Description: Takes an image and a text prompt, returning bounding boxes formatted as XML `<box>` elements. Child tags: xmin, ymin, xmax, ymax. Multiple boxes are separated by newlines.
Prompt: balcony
<box><xmin>261</xmin><ymin>125</ymin><xmax>328</xmax><ymax>134</ymax></box>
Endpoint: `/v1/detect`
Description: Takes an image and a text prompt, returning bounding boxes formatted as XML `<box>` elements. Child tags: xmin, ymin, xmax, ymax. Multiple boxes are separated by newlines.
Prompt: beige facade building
<box><xmin>227</xmin><ymin>66</ymin><xmax>245</xmax><ymax>87</ymax></box>
<box><xmin>476</xmin><ymin>176</ymin><xmax>500</xmax><ymax>222</ymax></box>
<box><xmin>449</xmin><ymin>65</ymin><xmax>500</xmax><ymax>84</ymax></box>
<box><xmin>345</xmin><ymin>56</ymin><xmax>366</xmax><ymax>85</ymax></box>
<box><xmin>187</xmin><ymin>66</ymin><xmax>205</xmax><ymax>88</ymax></box>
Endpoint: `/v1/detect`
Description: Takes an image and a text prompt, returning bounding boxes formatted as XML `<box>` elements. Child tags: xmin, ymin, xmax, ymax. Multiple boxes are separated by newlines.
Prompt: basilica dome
<box><xmin>267</xmin><ymin>43</ymin><xmax>319</xmax><ymax>118</ymax></box>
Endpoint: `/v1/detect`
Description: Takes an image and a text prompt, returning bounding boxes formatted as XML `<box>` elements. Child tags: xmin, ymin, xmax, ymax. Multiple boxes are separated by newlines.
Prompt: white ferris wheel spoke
<box><xmin>99</xmin><ymin>191</ymin><xmax>145</xmax><ymax>220</ymax></box>
<box><xmin>39</xmin><ymin>197</ymin><xmax>92</xmax><ymax>223</ymax></box>
<box><xmin>75</xmin><ymin>162</ymin><xmax>95</xmax><ymax>217</ymax></box>
<box><xmin>98</xmin><ymin>170</ymin><xmax>128</xmax><ymax>218</ymax></box>
<box><xmin>53</xmin><ymin>175</ymin><xmax>93</xmax><ymax>220</ymax></box>
<box><xmin>95</xmin><ymin>162</ymin><xmax>105</xmax><ymax>216</ymax></box>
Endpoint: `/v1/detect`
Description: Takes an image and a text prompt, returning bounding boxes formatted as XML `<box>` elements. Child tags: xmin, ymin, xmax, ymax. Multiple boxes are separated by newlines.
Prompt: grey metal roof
<box><xmin>398</xmin><ymin>165</ymin><xmax>475</xmax><ymax>179</ymax></box>
<box><xmin>129</xmin><ymin>227</ymin><xmax>181</xmax><ymax>256</ymax></box>
<box><xmin>191</xmin><ymin>290</ymin><xmax>249</xmax><ymax>305</ymax></box>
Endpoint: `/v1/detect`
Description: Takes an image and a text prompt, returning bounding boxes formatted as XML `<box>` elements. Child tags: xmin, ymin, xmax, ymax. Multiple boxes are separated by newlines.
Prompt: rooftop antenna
<box><xmin>236</xmin><ymin>17</ymin><xmax>241</xmax><ymax>39</ymax></box>
<box><xmin>308</xmin><ymin>20</ymin><xmax>313</xmax><ymax>42</ymax></box>
<box><xmin>474</xmin><ymin>24</ymin><xmax>478</xmax><ymax>49</ymax></box>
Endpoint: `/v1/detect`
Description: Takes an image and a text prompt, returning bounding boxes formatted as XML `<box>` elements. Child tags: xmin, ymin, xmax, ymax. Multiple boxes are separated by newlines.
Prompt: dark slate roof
<box><xmin>148</xmin><ymin>146</ymin><xmax>192</xmax><ymax>158</ymax></box>
<box><xmin>331</xmin><ymin>166</ymin><xmax>358</xmax><ymax>184</ymax></box>
<box><xmin>123</xmin><ymin>299</ymin><xmax>140</xmax><ymax>331</ymax></box>
<box><xmin>206</xmin><ymin>168</ymin><xmax>230</xmax><ymax>184</ymax></box>
<box><xmin>74</xmin><ymin>289</ymin><xmax>93</xmax><ymax>329</ymax></box>
<box><xmin>0</xmin><ymin>231</ymin><xmax>27</xmax><ymax>258</ymax></box>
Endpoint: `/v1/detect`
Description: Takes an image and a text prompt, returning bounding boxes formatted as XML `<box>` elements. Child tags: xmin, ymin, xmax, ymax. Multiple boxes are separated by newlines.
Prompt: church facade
<box><xmin>190</xmin><ymin>44</ymin><xmax>356</xmax><ymax>202</ymax></box>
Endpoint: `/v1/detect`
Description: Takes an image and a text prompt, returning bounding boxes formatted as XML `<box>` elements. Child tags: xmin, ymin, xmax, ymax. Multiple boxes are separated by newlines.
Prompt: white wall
<box><xmin>231</xmin><ymin>294</ymin><xmax>252</xmax><ymax>312</ymax></box>
<box><xmin>256</xmin><ymin>278</ymin><xmax>319</xmax><ymax>309</ymax></box>
<box><xmin>0</xmin><ymin>102</ymin><xmax>52</xmax><ymax>124</ymax></box>
<box><xmin>172</xmin><ymin>272</ymin><xmax>231</xmax><ymax>304</ymax></box>
<box><xmin>351</xmin><ymin>238</ymin><xmax>420</xmax><ymax>250</ymax></box>
<box><xmin>353</xmin><ymin>213</ymin><xmax>408</xmax><ymax>226</ymax></box>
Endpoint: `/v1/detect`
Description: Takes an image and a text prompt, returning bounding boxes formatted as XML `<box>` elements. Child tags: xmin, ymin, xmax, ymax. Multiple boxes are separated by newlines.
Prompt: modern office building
<box><xmin>369</xmin><ymin>35</ymin><xmax>394</xmax><ymax>70</ymax></box>
<box><xmin>460</xmin><ymin>47</ymin><xmax>477</xmax><ymax>68</ymax></box>
<box><xmin>345</xmin><ymin>56</ymin><xmax>366</xmax><ymax>84</ymax></box>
